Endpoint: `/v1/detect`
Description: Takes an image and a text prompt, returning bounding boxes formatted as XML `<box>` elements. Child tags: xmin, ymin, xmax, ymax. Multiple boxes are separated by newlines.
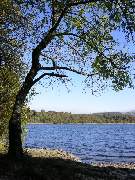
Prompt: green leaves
<box><xmin>92</xmin><ymin>51</ymin><xmax>133</xmax><ymax>91</ymax></box>
<box><xmin>0</xmin><ymin>0</ymin><xmax>29</xmax><ymax>145</ymax></box>
<box><xmin>72</xmin><ymin>17</ymin><xmax>83</xmax><ymax>28</ymax></box>
<box><xmin>0</xmin><ymin>67</ymin><xmax>20</xmax><ymax>137</ymax></box>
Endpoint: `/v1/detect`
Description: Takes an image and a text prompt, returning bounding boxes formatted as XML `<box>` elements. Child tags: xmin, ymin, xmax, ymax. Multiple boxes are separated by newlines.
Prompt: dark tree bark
<box><xmin>8</xmin><ymin>99</ymin><xmax>24</xmax><ymax>157</ymax></box>
<box><xmin>8</xmin><ymin>66</ymin><xmax>38</xmax><ymax>157</ymax></box>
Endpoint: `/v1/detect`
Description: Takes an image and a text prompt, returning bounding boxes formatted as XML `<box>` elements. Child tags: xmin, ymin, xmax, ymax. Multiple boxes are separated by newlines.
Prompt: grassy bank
<box><xmin>0</xmin><ymin>148</ymin><xmax>135</xmax><ymax>180</ymax></box>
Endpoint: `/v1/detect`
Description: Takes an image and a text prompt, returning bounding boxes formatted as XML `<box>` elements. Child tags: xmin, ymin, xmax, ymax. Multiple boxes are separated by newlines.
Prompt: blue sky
<box><xmin>29</xmin><ymin>78</ymin><xmax>135</xmax><ymax>113</ymax></box>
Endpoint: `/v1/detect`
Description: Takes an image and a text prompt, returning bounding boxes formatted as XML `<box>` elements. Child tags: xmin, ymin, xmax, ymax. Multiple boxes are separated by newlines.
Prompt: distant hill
<box><xmin>93</xmin><ymin>111</ymin><xmax>135</xmax><ymax>117</ymax></box>
<box><xmin>92</xmin><ymin>112</ymin><xmax>122</xmax><ymax>116</ymax></box>
<box><xmin>125</xmin><ymin>111</ymin><xmax>135</xmax><ymax>116</ymax></box>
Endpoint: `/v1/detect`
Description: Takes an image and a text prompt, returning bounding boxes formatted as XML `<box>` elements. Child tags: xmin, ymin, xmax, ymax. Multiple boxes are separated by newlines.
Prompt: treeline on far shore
<box><xmin>29</xmin><ymin>111</ymin><xmax>135</xmax><ymax>124</ymax></box>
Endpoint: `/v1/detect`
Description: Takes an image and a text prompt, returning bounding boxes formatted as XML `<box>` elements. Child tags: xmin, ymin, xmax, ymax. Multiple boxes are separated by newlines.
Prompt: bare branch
<box><xmin>39</xmin><ymin>65</ymin><xmax>96</xmax><ymax>77</ymax></box>
<box><xmin>33</xmin><ymin>72</ymin><xmax>67</xmax><ymax>85</ymax></box>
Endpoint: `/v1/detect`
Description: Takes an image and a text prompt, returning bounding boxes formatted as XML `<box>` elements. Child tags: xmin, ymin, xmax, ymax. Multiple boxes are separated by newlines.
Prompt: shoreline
<box><xmin>28</xmin><ymin>122</ymin><xmax>135</xmax><ymax>125</ymax></box>
<box><xmin>1</xmin><ymin>148</ymin><xmax>135</xmax><ymax>179</ymax></box>
<box><xmin>1</xmin><ymin>147</ymin><xmax>135</xmax><ymax>169</ymax></box>
<box><xmin>24</xmin><ymin>148</ymin><xmax>135</xmax><ymax>169</ymax></box>
<box><xmin>24</xmin><ymin>147</ymin><xmax>80</xmax><ymax>161</ymax></box>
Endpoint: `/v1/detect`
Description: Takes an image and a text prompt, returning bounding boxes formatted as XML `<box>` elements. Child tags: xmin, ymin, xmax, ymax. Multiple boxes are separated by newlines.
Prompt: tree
<box><xmin>0</xmin><ymin>0</ymin><xmax>29</xmax><ymax>150</ymax></box>
<box><xmin>5</xmin><ymin>0</ymin><xmax>135</xmax><ymax>157</ymax></box>
<box><xmin>0</xmin><ymin>67</ymin><xmax>29</xmax><ymax>147</ymax></box>
<box><xmin>0</xmin><ymin>67</ymin><xmax>19</xmax><ymax>137</ymax></box>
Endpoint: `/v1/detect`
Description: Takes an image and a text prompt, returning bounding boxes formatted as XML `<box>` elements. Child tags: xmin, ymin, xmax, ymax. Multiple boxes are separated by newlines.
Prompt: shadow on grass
<box><xmin>0</xmin><ymin>153</ymin><xmax>135</xmax><ymax>180</ymax></box>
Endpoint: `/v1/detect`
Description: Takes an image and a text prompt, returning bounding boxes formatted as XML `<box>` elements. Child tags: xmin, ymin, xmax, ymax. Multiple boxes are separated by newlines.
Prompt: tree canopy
<box><xmin>12</xmin><ymin>0</ymin><xmax>135</xmax><ymax>91</ymax></box>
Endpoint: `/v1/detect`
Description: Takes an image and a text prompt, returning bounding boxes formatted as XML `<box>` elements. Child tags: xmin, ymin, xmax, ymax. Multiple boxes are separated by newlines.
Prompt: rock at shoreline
<box><xmin>0</xmin><ymin>149</ymin><xmax>135</xmax><ymax>180</ymax></box>
<box><xmin>24</xmin><ymin>148</ymin><xmax>80</xmax><ymax>162</ymax></box>
<box><xmin>92</xmin><ymin>162</ymin><xmax>135</xmax><ymax>170</ymax></box>
<box><xmin>24</xmin><ymin>148</ymin><xmax>135</xmax><ymax>169</ymax></box>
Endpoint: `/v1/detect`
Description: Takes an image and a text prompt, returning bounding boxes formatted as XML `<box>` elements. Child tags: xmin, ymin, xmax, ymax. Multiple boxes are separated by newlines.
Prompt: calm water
<box><xmin>24</xmin><ymin>124</ymin><xmax>135</xmax><ymax>164</ymax></box>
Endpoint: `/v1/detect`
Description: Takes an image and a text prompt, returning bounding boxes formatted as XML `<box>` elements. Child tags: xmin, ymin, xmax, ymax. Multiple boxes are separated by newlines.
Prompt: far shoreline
<box><xmin>27</xmin><ymin>122</ymin><xmax>135</xmax><ymax>125</ymax></box>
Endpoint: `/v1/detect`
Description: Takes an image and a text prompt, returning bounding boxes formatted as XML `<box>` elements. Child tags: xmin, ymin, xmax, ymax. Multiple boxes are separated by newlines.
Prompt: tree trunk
<box><xmin>8</xmin><ymin>91</ymin><xmax>28</xmax><ymax>158</ymax></box>
<box><xmin>8</xmin><ymin>40</ymin><xmax>46</xmax><ymax>157</ymax></box>
<box><xmin>8</xmin><ymin>67</ymin><xmax>37</xmax><ymax>158</ymax></box>
<box><xmin>8</xmin><ymin>109</ymin><xmax>23</xmax><ymax>157</ymax></box>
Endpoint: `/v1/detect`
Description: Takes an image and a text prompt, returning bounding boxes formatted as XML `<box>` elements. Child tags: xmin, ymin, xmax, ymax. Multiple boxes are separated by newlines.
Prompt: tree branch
<box><xmin>33</xmin><ymin>72</ymin><xmax>67</xmax><ymax>85</ymax></box>
<box><xmin>32</xmin><ymin>2</ymin><xmax>68</xmax><ymax>69</ymax></box>
<box><xmin>32</xmin><ymin>0</ymin><xmax>98</xmax><ymax>70</ymax></box>
<box><xmin>54</xmin><ymin>32</ymin><xmax>81</xmax><ymax>38</ymax></box>
<box><xmin>55</xmin><ymin>32</ymin><xmax>122</xmax><ymax>70</ymax></box>
<box><xmin>30</xmin><ymin>0</ymin><xmax>99</xmax><ymax>81</ymax></box>
<box><xmin>51</xmin><ymin>0</ymin><xmax>55</xmax><ymax>27</ymax></box>
<box><xmin>41</xmin><ymin>53</ymin><xmax>56</xmax><ymax>67</ymax></box>
<box><xmin>39</xmin><ymin>65</ymin><xmax>96</xmax><ymax>77</ymax></box>
<box><xmin>69</xmin><ymin>0</ymin><xmax>99</xmax><ymax>7</ymax></box>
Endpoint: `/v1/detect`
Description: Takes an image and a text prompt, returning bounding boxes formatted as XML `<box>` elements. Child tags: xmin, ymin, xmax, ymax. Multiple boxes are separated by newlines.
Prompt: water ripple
<box><xmin>24</xmin><ymin>124</ymin><xmax>135</xmax><ymax>163</ymax></box>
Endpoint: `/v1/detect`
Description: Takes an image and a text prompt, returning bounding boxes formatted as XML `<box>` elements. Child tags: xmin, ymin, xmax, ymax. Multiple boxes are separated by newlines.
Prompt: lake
<box><xmin>24</xmin><ymin>124</ymin><xmax>135</xmax><ymax>164</ymax></box>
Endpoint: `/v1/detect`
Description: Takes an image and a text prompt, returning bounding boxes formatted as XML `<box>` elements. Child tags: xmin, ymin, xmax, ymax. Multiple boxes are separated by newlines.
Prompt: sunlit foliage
<box><xmin>9</xmin><ymin>0</ymin><xmax>135</xmax><ymax>93</ymax></box>
<box><xmin>0</xmin><ymin>0</ymin><xmax>29</xmax><ymax>148</ymax></box>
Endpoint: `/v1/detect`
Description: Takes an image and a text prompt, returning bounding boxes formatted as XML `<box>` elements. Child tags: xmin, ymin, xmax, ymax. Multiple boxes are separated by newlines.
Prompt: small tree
<box><xmin>4</xmin><ymin>0</ymin><xmax>135</xmax><ymax>157</ymax></box>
